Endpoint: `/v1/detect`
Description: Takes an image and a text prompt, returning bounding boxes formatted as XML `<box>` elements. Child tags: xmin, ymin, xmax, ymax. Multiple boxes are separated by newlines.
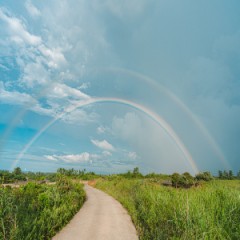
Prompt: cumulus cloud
<box><xmin>38</xmin><ymin>45</ymin><xmax>66</xmax><ymax>68</ymax></box>
<box><xmin>62</xmin><ymin>108</ymin><xmax>98</xmax><ymax>125</ymax></box>
<box><xmin>97</xmin><ymin>126</ymin><xmax>106</xmax><ymax>134</ymax></box>
<box><xmin>25</xmin><ymin>0</ymin><xmax>41</xmax><ymax>18</ymax></box>
<box><xmin>102</xmin><ymin>150</ymin><xmax>112</xmax><ymax>157</ymax></box>
<box><xmin>45</xmin><ymin>152</ymin><xmax>99</xmax><ymax>163</ymax></box>
<box><xmin>0</xmin><ymin>8</ymin><xmax>41</xmax><ymax>45</ymax></box>
<box><xmin>128</xmin><ymin>151</ymin><xmax>137</xmax><ymax>160</ymax></box>
<box><xmin>91</xmin><ymin>139</ymin><xmax>115</xmax><ymax>151</ymax></box>
<box><xmin>0</xmin><ymin>80</ymin><xmax>96</xmax><ymax>124</ymax></box>
<box><xmin>48</xmin><ymin>83</ymin><xmax>90</xmax><ymax>100</ymax></box>
<box><xmin>111</xmin><ymin>111</ymin><xmax>193</xmax><ymax>174</ymax></box>
<box><xmin>112</xmin><ymin>112</ymin><xmax>142</xmax><ymax>141</ymax></box>
<box><xmin>0</xmin><ymin>81</ymin><xmax>36</xmax><ymax>105</ymax></box>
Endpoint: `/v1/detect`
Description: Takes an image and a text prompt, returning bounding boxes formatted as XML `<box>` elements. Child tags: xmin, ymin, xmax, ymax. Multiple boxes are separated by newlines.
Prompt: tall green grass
<box><xmin>96</xmin><ymin>178</ymin><xmax>240</xmax><ymax>240</ymax></box>
<box><xmin>0</xmin><ymin>178</ymin><xmax>85</xmax><ymax>240</ymax></box>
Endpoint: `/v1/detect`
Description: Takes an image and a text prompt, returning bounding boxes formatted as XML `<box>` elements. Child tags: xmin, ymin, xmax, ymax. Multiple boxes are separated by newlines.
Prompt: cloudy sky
<box><xmin>0</xmin><ymin>0</ymin><xmax>239</xmax><ymax>174</ymax></box>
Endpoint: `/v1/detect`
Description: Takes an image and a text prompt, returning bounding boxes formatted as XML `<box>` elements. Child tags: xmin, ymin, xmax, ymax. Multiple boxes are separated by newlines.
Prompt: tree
<box><xmin>132</xmin><ymin>167</ymin><xmax>142</xmax><ymax>178</ymax></box>
<box><xmin>195</xmin><ymin>172</ymin><xmax>213</xmax><ymax>181</ymax></box>
<box><xmin>218</xmin><ymin>170</ymin><xmax>223</xmax><ymax>179</ymax></box>
<box><xmin>171</xmin><ymin>173</ymin><xmax>181</xmax><ymax>188</ymax></box>
<box><xmin>13</xmin><ymin>167</ymin><xmax>22</xmax><ymax>175</ymax></box>
<box><xmin>237</xmin><ymin>170</ymin><xmax>240</xmax><ymax>179</ymax></box>
<box><xmin>171</xmin><ymin>172</ymin><xmax>195</xmax><ymax>188</ymax></box>
<box><xmin>228</xmin><ymin>170</ymin><xmax>234</xmax><ymax>180</ymax></box>
<box><xmin>223</xmin><ymin>170</ymin><xmax>229</xmax><ymax>179</ymax></box>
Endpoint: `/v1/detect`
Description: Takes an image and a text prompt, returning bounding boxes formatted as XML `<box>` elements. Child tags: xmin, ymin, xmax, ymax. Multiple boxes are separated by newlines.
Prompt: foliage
<box><xmin>117</xmin><ymin>167</ymin><xmax>143</xmax><ymax>179</ymax></box>
<box><xmin>96</xmin><ymin>178</ymin><xmax>240</xmax><ymax>240</ymax></box>
<box><xmin>0</xmin><ymin>169</ymin><xmax>26</xmax><ymax>183</ymax></box>
<box><xmin>218</xmin><ymin>170</ymin><xmax>236</xmax><ymax>180</ymax></box>
<box><xmin>0</xmin><ymin>179</ymin><xmax>85</xmax><ymax>240</ymax></box>
<box><xmin>171</xmin><ymin>172</ymin><xmax>196</xmax><ymax>188</ymax></box>
<box><xmin>195</xmin><ymin>171</ymin><xmax>213</xmax><ymax>181</ymax></box>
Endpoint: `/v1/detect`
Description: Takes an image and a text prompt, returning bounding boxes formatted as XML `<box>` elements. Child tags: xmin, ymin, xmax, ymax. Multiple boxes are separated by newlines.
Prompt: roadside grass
<box><xmin>96</xmin><ymin>178</ymin><xmax>240</xmax><ymax>240</ymax></box>
<box><xmin>0</xmin><ymin>178</ymin><xmax>86</xmax><ymax>240</ymax></box>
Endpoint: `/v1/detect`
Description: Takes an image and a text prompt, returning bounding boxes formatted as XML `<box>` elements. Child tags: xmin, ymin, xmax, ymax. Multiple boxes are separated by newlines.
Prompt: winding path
<box><xmin>53</xmin><ymin>184</ymin><xmax>138</xmax><ymax>240</ymax></box>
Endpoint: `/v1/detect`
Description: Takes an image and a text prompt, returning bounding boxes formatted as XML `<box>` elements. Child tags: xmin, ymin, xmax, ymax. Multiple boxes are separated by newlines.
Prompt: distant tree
<box><xmin>171</xmin><ymin>172</ymin><xmax>195</xmax><ymax>188</ymax></box>
<box><xmin>133</xmin><ymin>167</ymin><xmax>139</xmax><ymax>176</ymax></box>
<box><xmin>133</xmin><ymin>167</ymin><xmax>143</xmax><ymax>178</ymax></box>
<box><xmin>195</xmin><ymin>172</ymin><xmax>213</xmax><ymax>181</ymax></box>
<box><xmin>228</xmin><ymin>170</ymin><xmax>234</xmax><ymax>180</ymax></box>
<box><xmin>237</xmin><ymin>170</ymin><xmax>240</xmax><ymax>179</ymax></box>
<box><xmin>223</xmin><ymin>170</ymin><xmax>229</xmax><ymax>179</ymax></box>
<box><xmin>218</xmin><ymin>170</ymin><xmax>223</xmax><ymax>179</ymax></box>
<box><xmin>182</xmin><ymin>172</ymin><xmax>195</xmax><ymax>187</ymax></box>
<box><xmin>57</xmin><ymin>168</ymin><xmax>66</xmax><ymax>175</ymax></box>
<box><xmin>13</xmin><ymin>167</ymin><xmax>22</xmax><ymax>175</ymax></box>
<box><xmin>171</xmin><ymin>173</ymin><xmax>181</xmax><ymax>188</ymax></box>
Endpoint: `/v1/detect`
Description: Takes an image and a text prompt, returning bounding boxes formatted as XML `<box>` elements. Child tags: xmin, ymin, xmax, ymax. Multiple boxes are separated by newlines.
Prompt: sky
<box><xmin>0</xmin><ymin>0</ymin><xmax>240</xmax><ymax>174</ymax></box>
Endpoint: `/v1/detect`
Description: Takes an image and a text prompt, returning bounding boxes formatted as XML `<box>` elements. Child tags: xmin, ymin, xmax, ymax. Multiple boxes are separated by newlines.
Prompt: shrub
<box><xmin>171</xmin><ymin>172</ymin><xmax>196</xmax><ymax>188</ymax></box>
<box><xmin>195</xmin><ymin>171</ymin><xmax>213</xmax><ymax>181</ymax></box>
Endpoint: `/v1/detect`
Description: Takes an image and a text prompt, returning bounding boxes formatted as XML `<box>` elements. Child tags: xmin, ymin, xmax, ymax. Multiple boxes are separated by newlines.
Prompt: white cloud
<box><xmin>0</xmin><ymin>81</ymin><xmax>96</xmax><ymax>124</ymax></box>
<box><xmin>0</xmin><ymin>8</ymin><xmax>42</xmax><ymax>45</ymax></box>
<box><xmin>45</xmin><ymin>155</ymin><xmax>57</xmax><ymax>161</ymax></box>
<box><xmin>38</xmin><ymin>44</ymin><xmax>66</xmax><ymax>68</ymax></box>
<box><xmin>25</xmin><ymin>0</ymin><xmax>41</xmax><ymax>18</ymax></box>
<box><xmin>62</xmin><ymin>108</ymin><xmax>98</xmax><ymax>125</ymax></box>
<box><xmin>78</xmin><ymin>82</ymin><xmax>90</xmax><ymax>90</ymax></box>
<box><xmin>112</xmin><ymin>112</ymin><xmax>142</xmax><ymax>141</ymax></box>
<box><xmin>128</xmin><ymin>151</ymin><xmax>137</xmax><ymax>160</ymax></box>
<box><xmin>91</xmin><ymin>139</ymin><xmax>115</xmax><ymax>151</ymax></box>
<box><xmin>45</xmin><ymin>152</ymin><xmax>99</xmax><ymax>163</ymax></box>
<box><xmin>0</xmin><ymin>81</ymin><xmax>37</xmax><ymax>105</ymax></box>
<box><xmin>20</xmin><ymin>62</ymin><xmax>50</xmax><ymax>87</ymax></box>
<box><xmin>102</xmin><ymin>150</ymin><xmax>112</xmax><ymax>157</ymax></box>
<box><xmin>111</xmin><ymin>112</ymin><xmax>193</xmax><ymax>174</ymax></box>
<box><xmin>97</xmin><ymin>126</ymin><xmax>106</xmax><ymax>134</ymax></box>
<box><xmin>48</xmin><ymin>83</ymin><xmax>90</xmax><ymax>100</ymax></box>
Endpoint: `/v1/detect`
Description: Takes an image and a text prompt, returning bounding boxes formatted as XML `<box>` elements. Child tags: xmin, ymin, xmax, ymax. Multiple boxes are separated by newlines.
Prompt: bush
<box><xmin>195</xmin><ymin>171</ymin><xmax>213</xmax><ymax>181</ymax></box>
<box><xmin>171</xmin><ymin>172</ymin><xmax>196</xmax><ymax>188</ymax></box>
<box><xmin>0</xmin><ymin>179</ymin><xmax>86</xmax><ymax>239</ymax></box>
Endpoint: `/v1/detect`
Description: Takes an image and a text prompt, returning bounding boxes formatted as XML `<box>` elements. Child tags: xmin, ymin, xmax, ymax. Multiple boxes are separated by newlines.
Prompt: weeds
<box><xmin>96</xmin><ymin>179</ymin><xmax>240</xmax><ymax>240</ymax></box>
<box><xmin>0</xmin><ymin>178</ymin><xmax>85</xmax><ymax>240</ymax></box>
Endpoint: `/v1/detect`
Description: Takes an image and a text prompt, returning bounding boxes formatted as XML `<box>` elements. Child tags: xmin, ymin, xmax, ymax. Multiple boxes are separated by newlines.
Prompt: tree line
<box><xmin>1</xmin><ymin>167</ymin><xmax>240</xmax><ymax>185</ymax></box>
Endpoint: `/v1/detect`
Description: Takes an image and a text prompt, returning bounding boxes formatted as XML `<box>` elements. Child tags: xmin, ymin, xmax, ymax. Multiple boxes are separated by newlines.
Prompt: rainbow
<box><xmin>12</xmin><ymin>97</ymin><xmax>199</xmax><ymax>174</ymax></box>
<box><xmin>3</xmin><ymin>67</ymin><xmax>228</xmax><ymax>171</ymax></box>
<box><xmin>103</xmin><ymin>67</ymin><xmax>230</xmax><ymax>169</ymax></box>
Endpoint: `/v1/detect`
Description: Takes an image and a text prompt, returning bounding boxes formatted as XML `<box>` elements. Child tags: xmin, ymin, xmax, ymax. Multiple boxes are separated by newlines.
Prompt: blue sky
<box><xmin>0</xmin><ymin>0</ymin><xmax>240</xmax><ymax>174</ymax></box>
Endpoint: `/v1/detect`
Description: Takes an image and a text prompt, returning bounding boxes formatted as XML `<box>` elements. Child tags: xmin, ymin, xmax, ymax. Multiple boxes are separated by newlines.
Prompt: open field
<box><xmin>96</xmin><ymin>178</ymin><xmax>240</xmax><ymax>240</ymax></box>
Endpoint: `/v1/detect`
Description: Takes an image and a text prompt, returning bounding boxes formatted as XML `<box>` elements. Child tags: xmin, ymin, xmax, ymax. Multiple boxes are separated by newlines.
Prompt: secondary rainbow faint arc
<box><xmin>12</xmin><ymin>97</ymin><xmax>199</xmax><ymax>174</ymax></box>
<box><xmin>2</xmin><ymin>67</ymin><xmax>229</xmax><ymax>169</ymax></box>
<box><xmin>104</xmin><ymin>67</ymin><xmax>230</xmax><ymax>169</ymax></box>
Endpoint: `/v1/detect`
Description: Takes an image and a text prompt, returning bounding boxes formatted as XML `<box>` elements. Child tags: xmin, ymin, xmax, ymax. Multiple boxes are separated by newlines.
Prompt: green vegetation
<box><xmin>1</xmin><ymin>166</ymin><xmax>240</xmax><ymax>239</ymax></box>
<box><xmin>96</xmin><ymin>177</ymin><xmax>240</xmax><ymax>240</ymax></box>
<box><xmin>0</xmin><ymin>177</ymin><xmax>85</xmax><ymax>240</ymax></box>
<box><xmin>56</xmin><ymin>167</ymin><xmax>100</xmax><ymax>180</ymax></box>
<box><xmin>218</xmin><ymin>170</ymin><xmax>237</xmax><ymax>180</ymax></box>
<box><xmin>0</xmin><ymin>167</ymin><xmax>102</xmax><ymax>184</ymax></box>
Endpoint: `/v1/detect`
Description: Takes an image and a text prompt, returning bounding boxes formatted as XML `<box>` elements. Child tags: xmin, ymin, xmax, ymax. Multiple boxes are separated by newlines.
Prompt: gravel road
<box><xmin>52</xmin><ymin>184</ymin><xmax>138</xmax><ymax>240</ymax></box>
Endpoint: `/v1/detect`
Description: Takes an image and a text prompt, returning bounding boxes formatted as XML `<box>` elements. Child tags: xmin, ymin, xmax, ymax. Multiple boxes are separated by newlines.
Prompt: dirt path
<box><xmin>52</xmin><ymin>184</ymin><xmax>138</xmax><ymax>240</ymax></box>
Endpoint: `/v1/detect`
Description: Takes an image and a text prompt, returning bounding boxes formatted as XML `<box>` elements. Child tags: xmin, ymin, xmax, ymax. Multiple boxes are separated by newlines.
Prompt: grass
<box><xmin>0</xmin><ymin>177</ymin><xmax>86</xmax><ymax>240</ymax></box>
<box><xmin>96</xmin><ymin>177</ymin><xmax>240</xmax><ymax>240</ymax></box>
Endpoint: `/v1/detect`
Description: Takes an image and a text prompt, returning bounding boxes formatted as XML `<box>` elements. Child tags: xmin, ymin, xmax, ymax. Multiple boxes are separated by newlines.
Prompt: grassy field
<box><xmin>96</xmin><ymin>177</ymin><xmax>240</xmax><ymax>240</ymax></box>
<box><xmin>0</xmin><ymin>178</ymin><xmax>86</xmax><ymax>240</ymax></box>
